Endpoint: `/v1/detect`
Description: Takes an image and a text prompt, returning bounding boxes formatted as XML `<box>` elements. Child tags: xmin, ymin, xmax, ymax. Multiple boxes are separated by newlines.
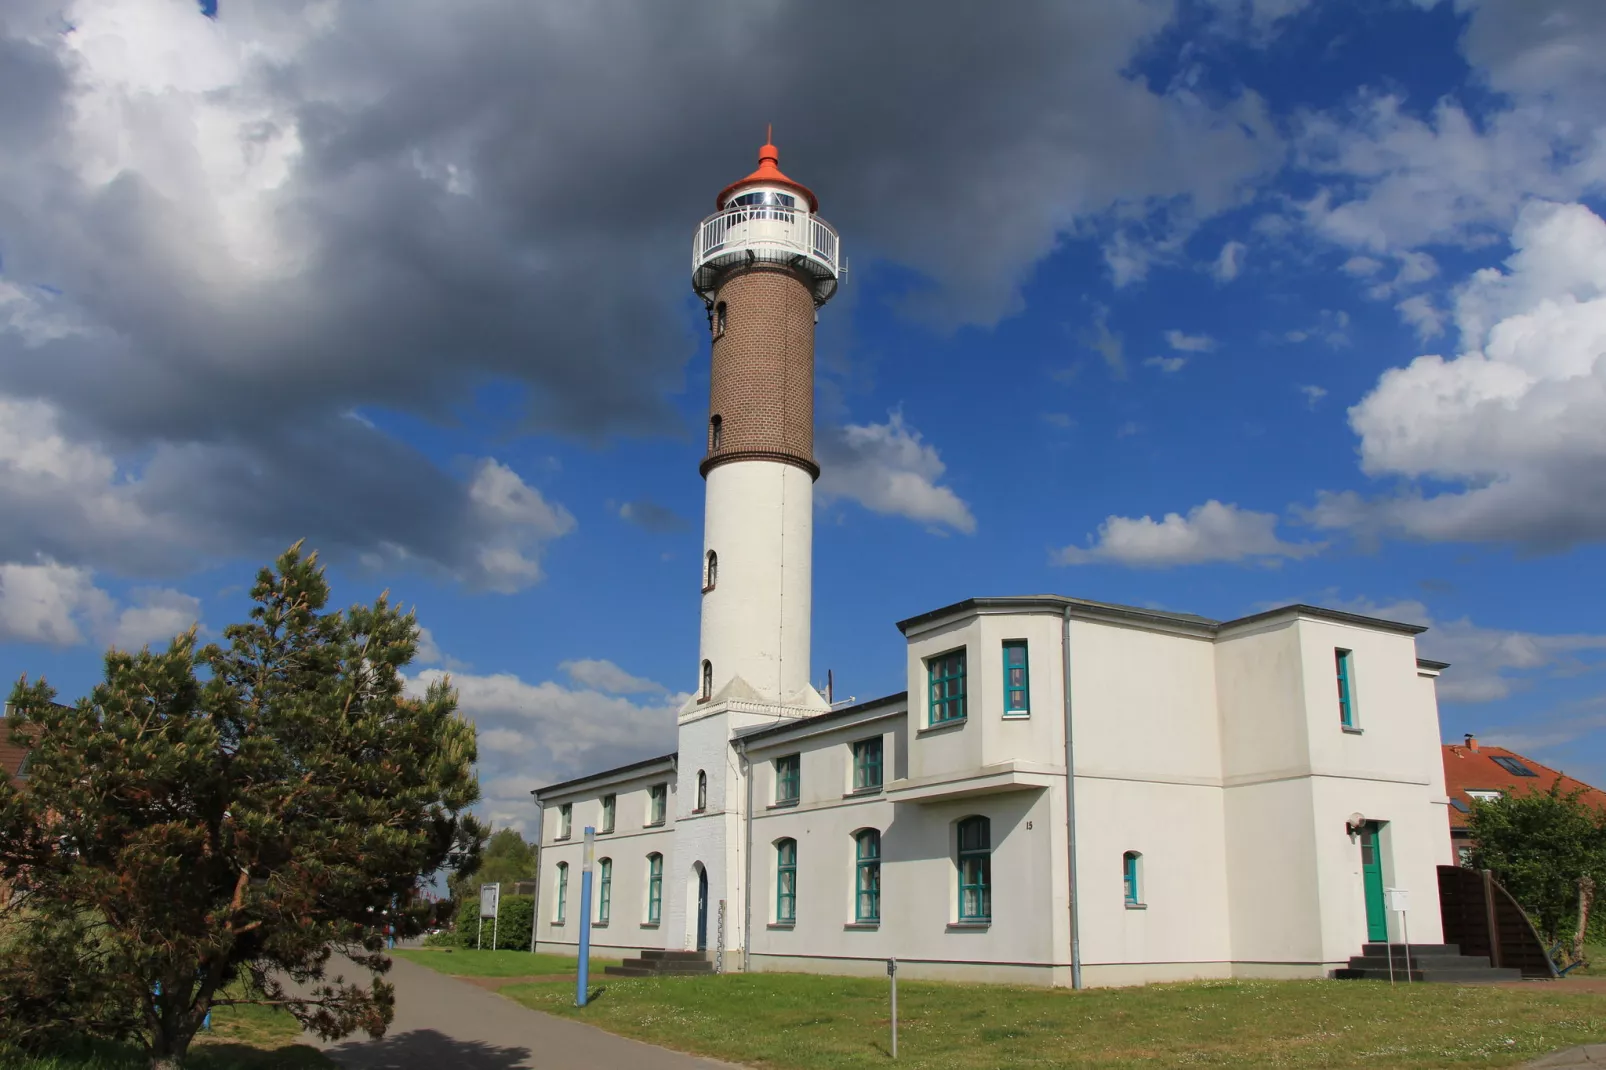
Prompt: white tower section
<box><xmin>686</xmin><ymin>139</ymin><xmax>840</xmax><ymax>712</ymax></box>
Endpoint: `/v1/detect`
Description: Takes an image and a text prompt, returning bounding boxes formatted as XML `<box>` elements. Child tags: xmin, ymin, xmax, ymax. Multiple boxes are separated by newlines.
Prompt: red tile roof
<box><xmin>1442</xmin><ymin>741</ymin><xmax>1606</xmax><ymax>830</ymax></box>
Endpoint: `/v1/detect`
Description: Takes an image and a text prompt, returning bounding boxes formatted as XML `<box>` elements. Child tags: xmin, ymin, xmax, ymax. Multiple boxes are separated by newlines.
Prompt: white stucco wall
<box><xmin>699</xmin><ymin>461</ymin><xmax>817</xmax><ymax>706</ymax></box>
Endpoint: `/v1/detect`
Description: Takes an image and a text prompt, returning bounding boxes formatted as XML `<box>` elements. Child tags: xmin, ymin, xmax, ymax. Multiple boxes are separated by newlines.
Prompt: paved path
<box><xmin>1527</xmin><ymin>1046</ymin><xmax>1606</xmax><ymax>1069</ymax></box>
<box><xmin>308</xmin><ymin>956</ymin><xmax>738</xmax><ymax>1070</ymax></box>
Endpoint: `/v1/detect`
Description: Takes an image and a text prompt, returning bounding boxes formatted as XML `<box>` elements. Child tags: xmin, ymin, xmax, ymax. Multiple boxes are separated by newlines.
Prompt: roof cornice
<box><xmin>532</xmin><ymin>751</ymin><xmax>677</xmax><ymax>801</ymax></box>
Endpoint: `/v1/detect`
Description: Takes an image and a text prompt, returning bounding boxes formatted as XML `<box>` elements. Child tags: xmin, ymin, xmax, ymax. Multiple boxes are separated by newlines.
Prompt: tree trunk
<box><xmin>1574</xmin><ymin>876</ymin><xmax>1596</xmax><ymax>964</ymax></box>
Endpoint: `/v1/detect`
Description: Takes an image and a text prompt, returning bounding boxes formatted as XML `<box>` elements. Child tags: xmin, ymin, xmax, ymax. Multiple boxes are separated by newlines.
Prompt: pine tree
<box><xmin>0</xmin><ymin>544</ymin><xmax>482</xmax><ymax>1069</ymax></box>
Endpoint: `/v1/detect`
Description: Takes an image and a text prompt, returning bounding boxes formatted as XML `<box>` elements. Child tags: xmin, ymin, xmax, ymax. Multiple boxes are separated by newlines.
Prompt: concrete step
<box><xmin>603</xmin><ymin>965</ymin><xmax>657</xmax><ymax>977</ymax></box>
<box><xmin>1360</xmin><ymin>943</ymin><xmax>1463</xmax><ymax>958</ymax></box>
<box><xmin>1335</xmin><ymin>966</ymin><xmax>1524</xmax><ymax>983</ymax></box>
<box><xmin>639</xmin><ymin>949</ymin><xmax>709</xmax><ymax>962</ymax></box>
<box><xmin>605</xmin><ymin>960</ymin><xmax>715</xmax><ymax>978</ymax></box>
<box><xmin>1347</xmin><ymin>953</ymin><xmax>1495</xmax><ymax>971</ymax></box>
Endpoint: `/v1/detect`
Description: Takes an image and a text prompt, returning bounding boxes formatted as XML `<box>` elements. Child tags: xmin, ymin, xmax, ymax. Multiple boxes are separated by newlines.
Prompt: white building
<box><xmin>531</xmin><ymin>142</ymin><xmax>1455</xmax><ymax>987</ymax></box>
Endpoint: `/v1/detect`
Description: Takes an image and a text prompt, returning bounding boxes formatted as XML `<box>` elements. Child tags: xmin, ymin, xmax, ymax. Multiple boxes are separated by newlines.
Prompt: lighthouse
<box><xmin>689</xmin><ymin>138</ymin><xmax>841</xmax><ymax>711</ymax></box>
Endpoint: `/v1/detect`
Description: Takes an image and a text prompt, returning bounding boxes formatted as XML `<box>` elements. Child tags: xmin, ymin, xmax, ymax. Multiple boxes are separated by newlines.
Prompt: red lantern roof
<box><xmin>716</xmin><ymin>132</ymin><xmax>819</xmax><ymax>213</ymax></box>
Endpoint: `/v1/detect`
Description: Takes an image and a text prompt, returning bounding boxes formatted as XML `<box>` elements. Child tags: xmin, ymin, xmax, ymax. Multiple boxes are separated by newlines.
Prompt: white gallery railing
<box><xmin>694</xmin><ymin>206</ymin><xmax>840</xmax><ymax>277</ymax></box>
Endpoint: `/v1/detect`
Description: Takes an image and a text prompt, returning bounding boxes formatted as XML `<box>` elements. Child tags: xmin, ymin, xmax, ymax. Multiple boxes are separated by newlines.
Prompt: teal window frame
<box><xmin>558</xmin><ymin>802</ymin><xmax>572</xmax><ymax>840</ymax></box>
<box><xmin>647</xmin><ymin>853</ymin><xmax>663</xmax><ymax>924</ymax></box>
<box><xmin>776</xmin><ymin>754</ymin><xmax>800</xmax><ymax>805</ymax></box>
<box><xmin>555</xmin><ymin>862</ymin><xmax>568</xmax><ymax>923</ymax></box>
<box><xmin>1002</xmin><ymin>640</ymin><xmax>1030</xmax><ymax>716</ymax></box>
<box><xmin>852</xmin><ymin>737</ymin><xmax>883</xmax><ymax>791</ymax></box>
<box><xmin>648</xmin><ymin>783</ymin><xmax>667</xmax><ymax>826</ymax></box>
<box><xmin>601</xmin><ymin>793</ymin><xmax>615</xmax><ymax>834</ymax></box>
<box><xmin>1336</xmin><ymin>649</ymin><xmax>1356</xmax><ymax>727</ymax></box>
<box><xmin>957</xmin><ymin>816</ymin><xmax>991</xmax><ymax>922</ymax></box>
<box><xmin>776</xmin><ymin>839</ymin><xmax>797</xmax><ymax>923</ymax></box>
<box><xmin>598</xmin><ymin>857</ymin><xmax>612</xmax><ymax>924</ymax></box>
<box><xmin>928</xmin><ymin>648</ymin><xmax>968</xmax><ymax>725</ymax></box>
<box><xmin>1123</xmin><ymin>851</ymin><xmax>1142</xmax><ymax>906</ymax></box>
<box><xmin>855</xmin><ymin>829</ymin><xmax>881</xmax><ymax>923</ymax></box>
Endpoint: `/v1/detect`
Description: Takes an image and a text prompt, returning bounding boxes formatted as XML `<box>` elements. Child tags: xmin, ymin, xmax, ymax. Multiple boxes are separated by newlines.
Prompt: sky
<box><xmin>1</xmin><ymin>0</ymin><xmax>1604</xmax><ymax>834</ymax></box>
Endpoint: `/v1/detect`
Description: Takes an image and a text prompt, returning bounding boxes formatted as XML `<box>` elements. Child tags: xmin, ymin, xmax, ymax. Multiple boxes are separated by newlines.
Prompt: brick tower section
<box><xmin>701</xmin><ymin>267</ymin><xmax>818</xmax><ymax>480</ymax></box>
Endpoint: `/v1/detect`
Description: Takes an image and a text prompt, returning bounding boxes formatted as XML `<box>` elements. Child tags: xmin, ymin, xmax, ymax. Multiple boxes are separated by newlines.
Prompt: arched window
<box><xmin>646</xmin><ymin>853</ymin><xmax>663</xmax><ymax>924</ymax></box>
<box><xmin>598</xmin><ymin>857</ymin><xmax>613</xmax><ymax>924</ymax></box>
<box><xmin>704</xmin><ymin>550</ymin><xmax>718</xmax><ymax>592</ymax></box>
<box><xmin>715</xmin><ymin>302</ymin><xmax>727</xmax><ymax>336</ymax></box>
<box><xmin>696</xmin><ymin>770</ymin><xmax>707</xmax><ymax>812</ymax></box>
<box><xmin>1123</xmin><ymin>851</ymin><xmax>1143</xmax><ymax>907</ymax></box>
<box><xmin>855</xmin><ymin>829</ymin><xmax>881</xmax><ymax>924</ymax></box>
<box><xmin>701</xmin><ymin>660</ymin><xmax>713</xmax><ymax>702</ymax></box>
<box><xmin>709</xmin><ymin>414</ymin><xmax>723</xmax><ymax>451</ymax></box>
<box><xmin>554</xmin><ymin>862</ymin><xmax>569</xmax><ymax>924</ymax></box>
<box><xmin>776</xmin><ymin>839</ymin><xmax>797</xmax><ymax>923</ymax></box>
<box><xmin>957</xmin><ymin>816</ymin><xmax>991</xmax><ymax>922</ymax></box>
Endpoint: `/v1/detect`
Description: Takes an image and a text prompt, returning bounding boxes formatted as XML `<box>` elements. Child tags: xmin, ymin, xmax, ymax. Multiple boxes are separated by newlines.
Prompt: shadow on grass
<box><xmin>321</xmin><ymin>1028</ymin><xmax>533</xmax><ymax>1070</ymax></box>
<box><xmin>191</xmin><ymin>1041</ymin><xmax>333</xmax><ymax>1069</ymax></box>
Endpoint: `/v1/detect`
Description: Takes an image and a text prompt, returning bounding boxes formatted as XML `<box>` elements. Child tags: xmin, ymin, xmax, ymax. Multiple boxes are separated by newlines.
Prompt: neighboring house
<box><xmin>531</xmin><ymin>142</ymin><xmax>1457</xmax><ymax>988</ymax></box>
<box><xmin>1442</xmin><ymin>736</ymin><xmax>1606</xmax><ymax>864</ymax></box>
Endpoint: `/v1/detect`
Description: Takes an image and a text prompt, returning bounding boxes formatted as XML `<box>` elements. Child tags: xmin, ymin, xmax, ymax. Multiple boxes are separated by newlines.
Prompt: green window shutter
<box><xmin>776</xmin><ymin>839</ymin><xmax>797</xmax><ymax>923</ymax></box>
<box><xmin>957</xmin><ymin>816</ymin><xmax>991</xmax><ymax>922</ymax></box>
<box><xmin>1336</xmin><ymin>649</ymin><xmax>1355</xmax><ymax>727</ymax></box>
<box><xmin>927</xmin><ymin>648</ymin><xmax>968</xmax><ymax>725</ymax></box>
<box><xmin>1002</xmin><ymin>641</ymin><xmax>1030</xmax><ymax>714</ymax></box>
<box><xmin>856</xmin><ymin>830</ymin><xmax>881</xmax><ymax>923</ymax></box>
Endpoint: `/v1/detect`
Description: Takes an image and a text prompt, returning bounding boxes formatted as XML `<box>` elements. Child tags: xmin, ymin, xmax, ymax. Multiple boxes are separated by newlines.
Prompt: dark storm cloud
<box><xmin>0</xmin><ymin>0</ymin><xmax>1279</xmax><ymax>582</ymax></box>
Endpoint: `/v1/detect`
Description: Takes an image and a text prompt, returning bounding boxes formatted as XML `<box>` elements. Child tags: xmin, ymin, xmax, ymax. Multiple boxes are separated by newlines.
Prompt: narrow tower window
<box><xmin>704</xmin><ymin>550</ymin><xmax>718</xmax><ymax>592</ymax></box>
<box><xmin>715</xmin><ymin>301</ymin><xmax>727</xmax><ymax>336</ymax></box>
<box><xmin>701</xmin><ymin>660</ymin><xmax>713</xmax><ymax>702</ymax></box>
<box><xmin>709</xmin><ymin>415</ymin><xmax>723</xmax><ymax>451</ymax></box>
<box><xmin>696</xmin><ymin>770</ymin><xmax>707</xmax><ymax>812</ymax></box>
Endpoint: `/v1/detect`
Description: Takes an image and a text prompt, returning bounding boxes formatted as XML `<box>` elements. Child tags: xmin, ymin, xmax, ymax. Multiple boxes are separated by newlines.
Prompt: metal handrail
<box><xmin>693</xmin><ymin>205</ymin><xmax>839</xmax><ymax>275</ymax></box>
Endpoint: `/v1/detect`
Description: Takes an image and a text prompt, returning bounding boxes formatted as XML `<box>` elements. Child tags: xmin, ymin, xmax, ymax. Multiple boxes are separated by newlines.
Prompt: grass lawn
<box><xmin>392</xmin><ymin>946</ymin><xmax>617</xmax><ymax>977</ymax></box>
<box><xmin>504</xmin><ymin>972</ymin><xmax>1606</xmax><ymax>1069</ymax></box>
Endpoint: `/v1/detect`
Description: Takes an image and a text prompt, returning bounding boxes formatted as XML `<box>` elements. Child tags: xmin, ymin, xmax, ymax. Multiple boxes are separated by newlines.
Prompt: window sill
<box><xmin>593</xmin><ymin>922</ymin><xmax>609</xmax><ymax>928</ymax></box>
<box><xmin>947</xmin><ymin>921</ymin><xmax>990</xmax><ymax>931</ymax></box>
<box><xmin>644</xmin><ymin>820</ymin><xmax>666</xmax><ymax>829</ymax></box>
<box><xmin>768</xmin><ymin>799</ymin><xmax>799</xmax><ymax>810</ymax></box>
<box><xmin>1002</xmin><ymin>711</ymin><xmax>1030</xmax><ymax>720</ymax></box>
<box><xmin>555</xmin><ymin>836</ymin><xmax>571</xmax><ymax>842</ymax></box>
<box><xmin>845</xmin><ymin>786</ymin><xmax>883</xmax><ymax>798</ymax></box>
<box><xmin>767</xmin><ymin>922</ymin><xmax>796</xmax><ymax>931</ymax></box>
<box><xmin>1341</xmin><ymin>726</ymin><xmax>1364</xmax><ymax>735</ymax></box>
<box><xmin>551</xmin><ymin>921</ymin><xmax>565</xmax><ymax>927</ymax></box>
<box><xmin>1125</xmin><ymin>902</ymin><xmax>1147</xmax><ymax>911</ymax></box>
<box><xmin>844</xmin><ymin>922</ymin><xmax>880</xmax><ymax>931</ymax></box>
<box><xmin>691</xmin><ymin>808</ymin><xmax>705</xmax><ymax>815</ymax></box>
<box><xmin>702</xmin><ymin>585</ymin><xmax>715</xmax><ymax>594</ymax></box>
<box><xmin>918</xmin><ymin>718</ymin><xmax>967</xmax><ymax>737</ymax></box>
<box><xmin>640</xmin><ymin>922</ymin><xmax>659</xmax><ymax>929</ymax></box>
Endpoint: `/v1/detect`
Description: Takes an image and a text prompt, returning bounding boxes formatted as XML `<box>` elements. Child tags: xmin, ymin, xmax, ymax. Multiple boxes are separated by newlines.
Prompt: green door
<box><xmin>1360</xmin><ymin>822</ymin><xmax>1387</xmax><ymax>942</ymax></box>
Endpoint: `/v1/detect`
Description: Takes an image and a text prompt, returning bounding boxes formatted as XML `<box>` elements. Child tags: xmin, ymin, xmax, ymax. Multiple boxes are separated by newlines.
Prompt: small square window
<box><xmin>928</xmin><ymin>649</ymin><xmax>967</xmax><ymax>725</ymax></box>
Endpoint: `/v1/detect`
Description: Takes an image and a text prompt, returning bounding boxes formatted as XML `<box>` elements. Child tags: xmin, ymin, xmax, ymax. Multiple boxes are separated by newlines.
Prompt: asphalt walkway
<box><xmin>309</xmin><ymin>956</ymin><xmax>737</xmax><ymax>1070</ymax></box>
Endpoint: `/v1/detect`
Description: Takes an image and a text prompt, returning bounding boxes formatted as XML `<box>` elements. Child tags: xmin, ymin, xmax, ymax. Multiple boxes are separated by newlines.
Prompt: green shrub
<box><xmin>454</xmin><ymin>894</ymin><xmax>533</xmax><ymax>950</ymax></box>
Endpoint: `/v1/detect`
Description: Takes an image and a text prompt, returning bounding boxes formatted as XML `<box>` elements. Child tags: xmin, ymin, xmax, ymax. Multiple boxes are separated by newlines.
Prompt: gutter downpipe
<box><xmin>529</xmin><ymin>798</ymin><xmax>544</xmax><ymax>953</ymax></box>
<box><xmin>1063</xmin><ymin>605</ymin><xmax>1083</xmax><ymax>990</ymax></box>
<box><xmin>737</xmin><ymin>739</ymin><xmax>754</xmax><ymax>972</ymax></box>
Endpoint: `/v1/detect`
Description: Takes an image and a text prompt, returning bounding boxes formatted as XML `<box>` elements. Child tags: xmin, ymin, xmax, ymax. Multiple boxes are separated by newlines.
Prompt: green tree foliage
<box><xmin>1467</xmin><ymin>779</ymin><xmax>1606</xmax><ymax>947</ymax></box>
<box><xmin>0</xmin><ymin>544</ymin><xmax>483</xmax><ymax>1069</ymax></box>
<box><xmin>447</xmin><ymin>827</ymin><xmax>537</xmax><ymax>904</ymax></box>
<box><xmin>454</xmin><ymin>893</ymin><xmax>535</xmax><ymax>950</ymax></box>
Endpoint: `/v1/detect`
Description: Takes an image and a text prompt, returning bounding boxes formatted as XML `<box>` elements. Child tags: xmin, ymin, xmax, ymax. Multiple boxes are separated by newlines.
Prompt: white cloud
<box><xmin>1309</xmin><ymin>201</ymin><xmax>1606</xmax><ymax>548</ymax></box>
<box><xmin>1395</xmin><ymin>293</ymin><xmax>1445</xmax><ymax>339</ymax></box>
<box><xmin>559</xmin><ymin>658</ymin><xmax>664</xmax><ymax>695</ymax></box>
<box><xmin>1164</xmin><ymin>329</ymin><xmax>1216</xmax><ymax>352</ymax></box>
<box><xmin>1081</xmin><ymin>308</ymin><xmax>1127</xmax><ymax>379</ymax></box>
<box><xmin>0</xmin><ymin>558</ymin><xmax>197</xmax><ymax>649</ymax></box>
<box><xmin>1343</xmin><ymin>255</ymin><xmax>1383</xmax><ymax>277</ymax></box>
<box><xmin>816</xmin><ymin>411</ymin><xmax>976</xmax><ymax>535</ymax></box>
<box><xmin>1055</xmin><ymin>499</ymin><xmax>1322</xmax><ymax>568</ymax></box>
<box><xmin>1298</xmin><ymin>384</ymin><xmax>1328</xmax><ymax>408</ymax></box>
<box><xmin>1211</xmin><ymin>240</ymin><xmax>1247</xmax><ymax>282</ymax></box>
<box><xmin>405</xmin><ymin>661</ymin><xmax>687</xmax><ymax>835</ymax></box>
<box><xmin>1146</xmin><ymin>356</ymin><xmax>1188</xmax><ymax>373</ymax></box>
<box><xmin>465</xmin><ymin>459</ymin><xmax>578</xmax><ymax>593</ymax></box>
<box><xmin>1277</xmin><ymin>309</ymin><xmax>1351</xmax><ymax>348</ymax></box>
<box><xmin>1330</xmin><ymin>597</ymin><xmax>1606</xmax><ymax>706</ymax></box>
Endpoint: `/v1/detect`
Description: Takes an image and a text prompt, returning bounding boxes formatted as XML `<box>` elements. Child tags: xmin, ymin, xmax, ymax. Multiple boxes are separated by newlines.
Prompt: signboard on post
<box><xmin>479</xmin><ymin>882</ymin><xmax>501</xmax><ymax>951</ymax></box>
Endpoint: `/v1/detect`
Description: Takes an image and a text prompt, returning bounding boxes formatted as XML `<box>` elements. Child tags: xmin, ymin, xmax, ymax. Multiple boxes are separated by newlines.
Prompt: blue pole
<box><xmin>577</xmin><ymin>826</ymin><xmax>595</xmax><ymax>1007</ymax></box>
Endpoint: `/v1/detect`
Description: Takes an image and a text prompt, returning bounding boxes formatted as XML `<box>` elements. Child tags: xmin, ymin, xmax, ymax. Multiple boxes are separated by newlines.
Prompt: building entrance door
<box><xmin>1360</xmin><ymin>822</ymin><xmax>1387</xmax><ymax>942</ymax></box>
<box><xmin>696</xmin><ymin>867</ymin><xmax>709</xmax><ymax>951</ymax></box>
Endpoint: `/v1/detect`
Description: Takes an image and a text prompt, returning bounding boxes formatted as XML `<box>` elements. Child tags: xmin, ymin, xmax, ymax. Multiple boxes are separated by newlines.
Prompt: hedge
<box><xmin>454</xmin><ymin>893</ymin><xmax>534</xmax><ymax>950</ymax></box>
